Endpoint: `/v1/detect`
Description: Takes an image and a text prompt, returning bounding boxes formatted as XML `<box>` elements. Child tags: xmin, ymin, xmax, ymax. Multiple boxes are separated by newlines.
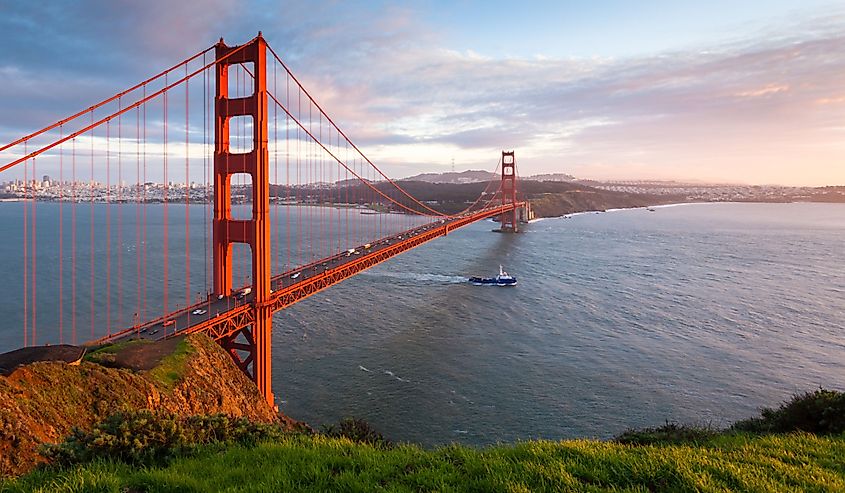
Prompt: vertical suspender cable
<box><xmin>72</xmin><ymin>135</ymin><xmax>77</xmax><ymax>344</ymax></box>
<box><xmin>118</xmin><ymin>100</ymin><xmax>123</xmax><ymax>330</ymax></box>
<box><xmin>203</xmin><ymin>56</ymin><xmax>208</xmax><ymax>298</ymax></box>
<box><xmin>142</xmin><ymin>86</ymin><xmax>148</xmax><ymax>322</ymax></box>
<box><xmin>185</xmin><ymin>63</ymin><xmax>191</xmax><ymax>308</ymax></box>
<box><xmin>273</xmin><ymin>59</ymin><xmax>278</xmax><ymax>277</ymax></box>
<box><xmin>22</xmin><ymin>143</ymin><xmax>27</xmax><ymax>347</ymax></box>
<box><xmin>136</xmin><ymin>105</ymin><xmax>141</xmax><ymax>332</ymax></box>
<box><xmin>309</xmin><ymin>98</ymin><xmax>313</xmax><ymax>262</ymax></box>
<box><xmin>328</xmin><ymin>126</ymin><xmax>333</xmax><ymax>252</ymax></box>
<box><xmin>319</xmin><ymin>112</ymin><xmax>323</xmax><ymax>260</ymax></box>
<box><xmin>163</xmin><ymin>74</ymin><xmax>169</xmax><ymax>322</ymax></box>
<box><xmin>297</xmin><ymin>89</ymin><xmax>301</xmax><ymax>267</ymax></box>
<box><xmin>106</xmin><ymin>119</ymin><xmax>111</xmax><ymax>336</ymax></box>
<box><xmin>32</xmin><ymin>155</ymin><xmax>37</xmax><ymax>345</ymax></box>
<box><xmin>90</xmin><ymin>113</ymin><xmax>95</xmax><ymax>339</ymax></box>
<box><xmin>59</xmin><ymin>126</ymin><xmax>64</xmax><ymax>343</ymax></box>
<box><xmin>344</xmin><ymin>140</ymin><xmax>348</xmax><ymax>251</ymax></box>
<box><xmin>286</xmin><ymin>69</ymin><xmax>290</xmax><ymax>271</ymax></box>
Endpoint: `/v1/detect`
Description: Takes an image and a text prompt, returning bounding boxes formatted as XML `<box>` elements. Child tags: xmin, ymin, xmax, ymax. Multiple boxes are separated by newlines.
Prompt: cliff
<box><xmin>0</xmin><ymin>334</ymin><xmax>298</xmax><ymax>477</ymax></box>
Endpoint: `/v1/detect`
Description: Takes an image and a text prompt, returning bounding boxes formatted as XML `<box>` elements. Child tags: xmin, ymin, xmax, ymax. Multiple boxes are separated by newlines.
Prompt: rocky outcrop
<box><xmin>0</xmin><ymin>334</ymin><xmax>298</xmax><ymax>477</ymax></box>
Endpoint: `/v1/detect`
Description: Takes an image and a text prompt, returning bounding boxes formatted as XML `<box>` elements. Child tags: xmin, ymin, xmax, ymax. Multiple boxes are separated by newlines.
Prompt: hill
<box><xmin>403</xmin><ymin>170</ymin><xmax>578</xmax><ymax>184</ymax></box>
<box><xmin>266</xmin><ymin>178</ymin><xmax>678</xmax><ymax>217</ymax></box>
<box><xmin>0</xmin><ymin>334</ymin><xmax>300</xmax><ymax>477</ymax></box>
<box><xmin>378</xmin><ymin>179</ymin><xmax>677</xmax><ymax>216</ymax></box>
<box><xmin>2</xmin><ymin>341</ymin><xmax>843</xmax><ymax>490</ymax></box>
<box><xmin>403</xmin><ymin>170</ymin><xmax>496</xmax><ymax>184</ymax></box>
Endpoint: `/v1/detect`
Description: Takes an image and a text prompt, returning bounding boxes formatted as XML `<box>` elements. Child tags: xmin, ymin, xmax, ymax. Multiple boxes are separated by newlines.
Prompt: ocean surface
<box><xmin>1</xmin><ymin>202</ymin><xmax>844</xmax><ymax>445</ymax></box>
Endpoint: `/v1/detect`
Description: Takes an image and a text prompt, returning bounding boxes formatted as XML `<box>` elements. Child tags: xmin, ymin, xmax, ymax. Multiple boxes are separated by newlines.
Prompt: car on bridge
<box><xmin>191</xmin><ymin>309</ymin><xmax>207</xmax><ymax>315</ymax></box>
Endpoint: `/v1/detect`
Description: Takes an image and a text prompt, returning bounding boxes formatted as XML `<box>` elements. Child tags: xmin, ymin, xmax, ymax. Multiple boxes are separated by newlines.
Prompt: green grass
<box><xmin>5</xmin><ymin>432</ymin><xmax>844</xmax><ymax>492</ymax></box>
<box><xmin>83</xmin><ymin>338</ymin><xmax>194</xmax><ymax>389</ymax></box>
<box><xmin>83</xmin><ymin>339</ymin><xmax>149</xmax><ymax>362</ymax></box>
<box><xmin>146</xmin><ymin>338</ymin><xmax>194</xmax><ymax>389</ymax></box>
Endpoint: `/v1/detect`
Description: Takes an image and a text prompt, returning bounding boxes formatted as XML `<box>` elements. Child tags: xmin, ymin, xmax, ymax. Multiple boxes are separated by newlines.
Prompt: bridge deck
<box><xmin>98</xmin><ymin>203</ymin><xmax>520</xmax><ymax>345</ymax></box>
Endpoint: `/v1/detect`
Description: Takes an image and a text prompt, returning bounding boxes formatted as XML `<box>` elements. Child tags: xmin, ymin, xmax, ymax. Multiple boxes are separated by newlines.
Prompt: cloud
<box><xmin>291</xmin><ymin>11</ymin><xmax>845</xmax><ymax>184</ymax></box>
<box><xmin>1</xmin><ymin>2</ymin><xmax>844</xmax><ymax>185</ymax></box>
<box><xmin>0</xmin><ymin>0</ymin><xmax>237</xmax><ymax>73</ymax></box>
<box><xmin>735</xmin><ymin>84</ymin><xmax>790</xmax><ymax>98</ymax></box>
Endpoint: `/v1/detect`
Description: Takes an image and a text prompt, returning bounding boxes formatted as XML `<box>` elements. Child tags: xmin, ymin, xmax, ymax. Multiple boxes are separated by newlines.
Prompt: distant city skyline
<box><xmin>1</xmin><ymin>1</ymin><xmax>844</xmax><ymax>186</ymax></box>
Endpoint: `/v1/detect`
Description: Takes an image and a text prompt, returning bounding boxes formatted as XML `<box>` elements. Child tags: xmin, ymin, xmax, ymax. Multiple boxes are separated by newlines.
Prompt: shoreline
<box><xmin>530</xmin><ymin>200</ymin><xmax>844</xmax><ymax>222</ymax></box>
<box><xmin>530</xmin><ymin>201</ymin><xmax>708</xmax><ymax>221</ymax></box>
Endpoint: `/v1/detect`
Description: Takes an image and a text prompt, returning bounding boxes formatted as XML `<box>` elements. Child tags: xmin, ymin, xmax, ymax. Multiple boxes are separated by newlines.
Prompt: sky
<box><xmin>0</xmin><ymin>0</ymin><xmax>844</xmax><ymax>186</ymax></box>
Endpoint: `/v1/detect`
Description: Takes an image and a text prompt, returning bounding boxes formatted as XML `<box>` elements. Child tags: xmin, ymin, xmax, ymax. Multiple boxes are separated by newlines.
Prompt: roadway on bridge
<box><xmin>111</xmin><ymin>216</ymin><xmax>459</xmax><ymax>343</ymax></box>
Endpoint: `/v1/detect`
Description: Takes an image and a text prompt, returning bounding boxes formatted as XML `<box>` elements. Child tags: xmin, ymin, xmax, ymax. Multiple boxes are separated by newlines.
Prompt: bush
<box><xmin>614</xmin><ymin>421</ymin><xmax>719</xmax><ymax>445</ymax></box>
<box><xmin>732</xmin><ymin>388</ymin><xmax>845</xmax><ymax>435</ymax></box>
<box><xmin>321</xmin><ymin>417</ymin><xmax>391</xmax><ymax>448</ymax></box>
<box><xmin>40</xmin><ymin>410</ymin><xmax>288</xmax><ymax>467</ymax></box>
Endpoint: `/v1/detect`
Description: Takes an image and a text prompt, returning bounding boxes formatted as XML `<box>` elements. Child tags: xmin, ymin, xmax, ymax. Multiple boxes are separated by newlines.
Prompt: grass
<box><xmin>82</xmin><ymin>337</ymin><xmax>194</xmax><ymax>389</ymax></box>
<box><xmin>83</xmin><ymin>339</ymin><xmax>149</xmax><ymax>363</ymax></box>
<box><xmin>5</xmin><ymin>376</ymin><xmax>840</xmax><ymax>490</ymax></box>
<box><xmin>146</xmin><ymin>338</ymin><xmax>194</xmax><ymax>389</ymax></box>
<box><xmin>614</xmin><ymin>424</ymin><xmax>721</xmax><ymax>446</ymax></box>
<box><xmin>4</xmin><ymin>432</ymin><xmax>844</xmax><ymax>492</ymax></box>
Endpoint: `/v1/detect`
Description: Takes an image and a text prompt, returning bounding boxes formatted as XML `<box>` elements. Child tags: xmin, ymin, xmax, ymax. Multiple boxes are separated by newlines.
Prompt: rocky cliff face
<box><xmin>0</xmin><ymin>334</ymin><xmax>298</xmax><ymax>477</ymax></box>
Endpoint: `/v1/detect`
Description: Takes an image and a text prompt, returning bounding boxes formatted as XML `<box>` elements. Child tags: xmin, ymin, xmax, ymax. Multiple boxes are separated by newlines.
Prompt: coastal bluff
<box><xmin>0</xmin><ymin>334</ymin><xmax>298</xmax><ymax>477</ymax></box>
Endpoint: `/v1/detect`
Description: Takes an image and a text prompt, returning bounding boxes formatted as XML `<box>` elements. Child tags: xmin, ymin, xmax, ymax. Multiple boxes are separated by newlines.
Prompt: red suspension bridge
<box><xmin>0</xmin><ymin>34</ymin><xmax>524</xmax><ymax>406</ymax></box>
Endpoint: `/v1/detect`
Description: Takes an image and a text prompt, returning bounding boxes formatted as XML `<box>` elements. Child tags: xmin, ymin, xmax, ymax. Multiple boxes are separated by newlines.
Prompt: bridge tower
<box><xmin>499</xmin><ymin>150</ymin><xmax>518</xmax><ymax>232</ymax></box>
<box><xmin>213</xmin><ymin>34</ymin><xmax>274</xmax><ymax>406</ymax></box>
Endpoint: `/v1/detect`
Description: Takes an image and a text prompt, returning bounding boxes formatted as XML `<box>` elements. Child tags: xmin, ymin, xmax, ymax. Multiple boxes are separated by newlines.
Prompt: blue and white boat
<box><xmin>469</xmin><ymin>265</ymin><xmax>517</xmax><ymax>286</ymax></box>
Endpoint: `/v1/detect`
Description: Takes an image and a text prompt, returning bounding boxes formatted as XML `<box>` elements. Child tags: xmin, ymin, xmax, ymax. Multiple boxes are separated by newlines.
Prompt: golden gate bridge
<box><xmin>0</xmin><ymin>34</ymin><xmax>523</xmax><ymax>406</ymax></box>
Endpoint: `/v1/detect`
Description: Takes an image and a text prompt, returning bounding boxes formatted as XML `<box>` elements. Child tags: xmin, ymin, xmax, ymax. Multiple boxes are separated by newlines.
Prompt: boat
<box><xmin>469</xmin><ymin>265</ymin><xmax>517</xmax><ymax>286</ymax></box>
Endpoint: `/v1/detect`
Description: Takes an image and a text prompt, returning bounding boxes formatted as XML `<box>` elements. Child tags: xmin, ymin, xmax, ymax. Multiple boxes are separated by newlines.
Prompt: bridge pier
<box><xmin>214</xmin><ymin>34</ymin><xmax>275</xmax><ymax>407</ymax></box>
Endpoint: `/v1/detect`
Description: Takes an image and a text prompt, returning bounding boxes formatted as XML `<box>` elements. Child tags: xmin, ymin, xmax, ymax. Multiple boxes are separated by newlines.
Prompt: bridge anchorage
<box><xmin>0</xmin><ymin>32</ymin><xmax>526</xmax><ymax>409</ymax></box>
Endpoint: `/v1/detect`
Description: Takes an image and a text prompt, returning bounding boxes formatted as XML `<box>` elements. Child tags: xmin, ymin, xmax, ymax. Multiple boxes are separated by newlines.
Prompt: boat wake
<box><xmin>384</xmin><ymin>369</ymin><xmax>410</xmax><ymax>383</ymax></box>
<box><xmin>358</xmin><ymin>364</ymin><xmax>411</xmax><ymax>383</ymax></box>
<box><xmin>362</xmin><ymin>271</ymin><xmax>467</xmax><ymax>284</ymax></box>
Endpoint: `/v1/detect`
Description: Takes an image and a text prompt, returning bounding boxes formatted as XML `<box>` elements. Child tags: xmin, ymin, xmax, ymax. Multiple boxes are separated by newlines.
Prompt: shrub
<box><xmin>614</xmin><ymin>421</ymin><xmax>719</xmax><ymax>445</ymax></box>
<box><xmin>321</xmin><ymin>417</ymin><xmax>391</xmax><ymax>448</ymax></box>
<box><xmin>732</xmin><ymin>388</ymin><xmax>845</xmax><ymax>435</ymax></box>
<box><xmin>40</xmin><ymin>410</ymin><xmax>287</xmax><ymax>467</ymax></box>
